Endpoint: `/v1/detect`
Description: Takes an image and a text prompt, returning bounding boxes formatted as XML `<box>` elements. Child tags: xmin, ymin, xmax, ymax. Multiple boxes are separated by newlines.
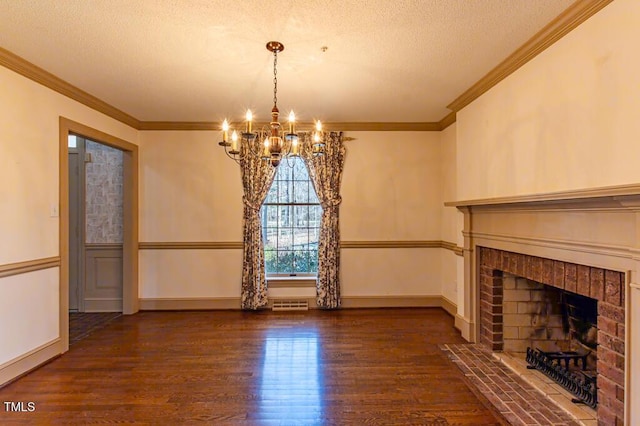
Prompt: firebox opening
<box><xmin>502</xmin><ymin>274</ymin><xmax>599</xmax><ymax>408</ymax></box>
<box><xmin>503</xmin><ymin>274</ymin><xmax>598</xmax><ymax>369</ymax></box>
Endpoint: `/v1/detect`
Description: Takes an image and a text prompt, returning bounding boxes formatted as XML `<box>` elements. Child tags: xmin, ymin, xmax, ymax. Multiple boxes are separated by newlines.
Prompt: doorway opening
<box><xmin>59</xmin><ymin>117</ymin><xmax>138</xmax><ymax>352</ymax></box>
<box><xmin>68</xmin><ymin>134</ymin><xmax>126</xmax><ymax>343</ymax></box>
<box><xmin>68</xmin><ymin>134</ymin><xmax>125</xmax><ymax>313</ymax></box>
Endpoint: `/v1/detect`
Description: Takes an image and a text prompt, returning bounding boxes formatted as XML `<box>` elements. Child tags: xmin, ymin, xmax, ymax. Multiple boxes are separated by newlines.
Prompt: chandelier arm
<box><xmin>222</xmin><ymin>143</ymin><xmax>242</xmax><ymax>165</ymax></box>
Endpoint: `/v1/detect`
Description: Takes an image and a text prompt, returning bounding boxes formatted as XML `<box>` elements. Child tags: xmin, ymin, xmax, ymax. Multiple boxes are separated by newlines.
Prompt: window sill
<box><xmin>267</xmin><ymin>276</ymin><xmax>317</xmax><ymax>288</ymax></box>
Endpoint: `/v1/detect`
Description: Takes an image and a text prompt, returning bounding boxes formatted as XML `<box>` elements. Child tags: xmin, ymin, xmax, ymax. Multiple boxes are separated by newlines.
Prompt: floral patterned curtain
<box><xmin>301</xmin><ymin>132</ymin><xmax>346</xmax><ymax>309</ymax></box>
<box><xmin>240</xmin><ymin>134</ymin><xmax>276</xmax><ymax>310</ymax></box>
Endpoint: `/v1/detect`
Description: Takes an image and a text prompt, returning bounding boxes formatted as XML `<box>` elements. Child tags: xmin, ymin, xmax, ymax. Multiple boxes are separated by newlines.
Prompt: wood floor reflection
<box><xmin>0</xmin><ymin>309</ymin><xmax>503</xmax><ymax>425</ymax></box>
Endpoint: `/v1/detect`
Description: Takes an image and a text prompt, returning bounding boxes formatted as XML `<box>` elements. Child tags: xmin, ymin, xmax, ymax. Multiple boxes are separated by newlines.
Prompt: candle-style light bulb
<box><xmin>292</xmin><ymin>138</ymin><xmax>299</xmax><ymax>155</ymax></box>
<box><xmin>288</xmin><ymin>111</ymin><xmax>296</xmax><ymax>134</ymax></box>
<box><xmin>231</xmin><ymin>130</ymin><xmax>239</xmax><ymax>152</ymax></box>
<box><xmin>315</xmin><ymin>120</ymin><xmax>322</xmax><ymax>132</ymax></box>
<box><xmin>263</xmin><ymin>136</ymin><xmax>270</xmax><ymax>157</ymax></box>
<box><xmin>314</xmin><ymin>132</ymin><xmax>320</xmax><ymax>143</ymax></box>
<box><xmin>246</xmin><ymin>110</ymin><xmax>253</xmax><ymax>133</ymax></box>
<box><xmin>222</xmin><ymin>119</ymin><xmax>229</xmax><ymax>142</ymax></box>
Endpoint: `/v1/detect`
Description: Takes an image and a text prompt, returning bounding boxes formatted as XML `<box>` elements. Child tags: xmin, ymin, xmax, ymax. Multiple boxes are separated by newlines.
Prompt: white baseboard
<box><xmin>455</xmin><ymin>314</ymin><xmax>474</xmax><ymax>342</ymax></box>
<box><xmin>139</xmin><ymin>297</ymin><xmax>241</xmax><ymax>310</ymax></box>
<box><xmin>0</xmin><ymin>338</ymin><xmax>61</xmax><ymax>387</ymax></box>
<box><xmin>440</xmin><ymin>296</ymin><xmax>457</xmax><ymax>316</ymax></box>
<box><xmin>340</xmin><ymin>295</ymin><xmax>443</xmax><ymax>308</ymax></box>
<box><xmin>84</xmin><ymin>298</ymin><xmax>123</xmax><ymax>312</ymax></box>
<box><xmin>139</xmin><ymin>295</ymin><xmax>457</xmax><ymax>312</ymax></box>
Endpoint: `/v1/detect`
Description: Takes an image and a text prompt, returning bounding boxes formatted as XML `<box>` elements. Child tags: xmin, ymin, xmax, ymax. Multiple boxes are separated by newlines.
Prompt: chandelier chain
<box><xmin>273</xmin><ymin>50</ymin><xmax>278</xmax><ymax>107</ymax></box>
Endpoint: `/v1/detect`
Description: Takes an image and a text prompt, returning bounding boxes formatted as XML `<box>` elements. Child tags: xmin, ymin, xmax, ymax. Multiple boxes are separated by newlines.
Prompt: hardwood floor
<box><xmin>1</xmin><ymin>308</ymin><xmax>504</xmax><ymax>425</ymax></box>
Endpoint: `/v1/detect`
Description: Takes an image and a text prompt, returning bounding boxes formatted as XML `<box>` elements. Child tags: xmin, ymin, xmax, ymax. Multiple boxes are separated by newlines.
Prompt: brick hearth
<box><xmin>478</xmin><ymin>247</ymin><xmax>625</xmax><ymax>425</ymax></box>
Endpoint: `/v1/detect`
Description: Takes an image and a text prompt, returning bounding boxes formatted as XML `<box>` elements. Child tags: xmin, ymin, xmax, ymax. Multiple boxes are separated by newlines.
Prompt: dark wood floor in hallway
<box><xmin>0</xmin><ymin>308</ymin><xmax>503</xmax><ymax>425</ymax></box>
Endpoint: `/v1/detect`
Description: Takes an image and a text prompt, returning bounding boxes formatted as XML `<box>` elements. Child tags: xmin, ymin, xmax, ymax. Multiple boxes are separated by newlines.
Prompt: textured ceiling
<box><xmin>0</xmin><ymin>0</ymin><xmax>575</xmax><ymax>123</ymax></box>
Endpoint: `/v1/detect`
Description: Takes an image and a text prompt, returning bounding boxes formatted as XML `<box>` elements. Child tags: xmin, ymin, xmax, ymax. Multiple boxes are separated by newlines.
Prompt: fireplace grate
<box><xmin>526</xmin><ymin>347</ymin><xmax>597</xmax><ymax>409</ymax></box>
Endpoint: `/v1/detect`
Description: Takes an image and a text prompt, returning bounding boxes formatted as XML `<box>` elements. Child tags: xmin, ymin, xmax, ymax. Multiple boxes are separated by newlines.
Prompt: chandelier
<box><xmin>218</xmin><ymin>41</ymin><xmax>325</xmax><ymax>167</ymax></box>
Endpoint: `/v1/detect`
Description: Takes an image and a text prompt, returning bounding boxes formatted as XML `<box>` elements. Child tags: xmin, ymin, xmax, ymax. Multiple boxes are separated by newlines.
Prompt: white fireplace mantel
<box><xmin>446</xmin><ymin>183</ymin><xmax>640</xmax><ymax>425</ymax></box>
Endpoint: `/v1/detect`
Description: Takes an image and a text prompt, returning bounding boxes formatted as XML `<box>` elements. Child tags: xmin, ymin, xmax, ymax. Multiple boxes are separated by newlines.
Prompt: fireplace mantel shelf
<box><xmin>445</xmin><ymin>183</ymin><xmax>640</xmax><ymax>209</ymax></box>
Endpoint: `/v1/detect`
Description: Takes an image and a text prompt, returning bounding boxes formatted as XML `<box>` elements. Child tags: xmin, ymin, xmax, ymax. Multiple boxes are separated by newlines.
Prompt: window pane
<box><xmin>294</xmin><ymin>205</ymin><xmax>309</xmax><ymax>228</ymax></box>
<box><xmin>265</xmin><ymin>250</ymin><xmax>277</xmax><ymax>274</ymax></box>
<box><xmin>260</xmin><ymin>157</ymin><xmax>319</xmax><ymax>275</ymax></box>
<box><xmin>293</xmin><ymin>160</ymin><xmax>307</xmax><ymax>180</ymax></box>
<box><xmin>265</xmin><ymin>181</ymin><xmax>278</xmax><ymax>203</ymax></box>
<box><xmin>309</xmin><ymin>251</ymin><xmax>319</xmax><ymax>273</ymax></box>
<box><xmin>294</xmin><ymin>181</ymin><xmax>309</xmax><ymax>203</ymax></box>
<box><xmin>294</xmin><ymin>251</ymin><xmax>309</xmax><ymax>273</ymax></box>
<box><xmin>263</xmin><ymin>206</ymin><xmax>278</xmax><ymax>247</ymax></box>
<box><xmin>278</xmin><ymin>206</ymin><xmax>292</xmax><ymax>230</ymax></box>
<box><xmin>309</xmin><ymin>228</ymin><xmax>320</xmax><ymax>246</ymax></box>
<box><xmin>308</xmin><ymin>184</ymin><xmax>319</xmax><ymax>204</ymax></box>
<box><xmin>278</xmin><ymin>180</ymin><xmax>292</xmax><ymax>203</ymax></box>
<box><xmin>277</xmin><ymin>251</ymin><xmax>293</xmax><ymax>273</ymax></box>
<box><xmin>264</xmin><ymin>230</ymin><xmax>277</xmax><ymax>250</ymax></box>
<box><xmin>310</xmin><ymin>206</ymin><xmax>322</xmax><ymax>228</ymax></box>
<box><xmin>294</xmin><ymin>230</ymin><xmax>308</xmax><ymax>249</ymax></box>
<box><xmin>276</xmin><ymin>161</ymin><xmax>291</xmax><ymax>180</ymax></box>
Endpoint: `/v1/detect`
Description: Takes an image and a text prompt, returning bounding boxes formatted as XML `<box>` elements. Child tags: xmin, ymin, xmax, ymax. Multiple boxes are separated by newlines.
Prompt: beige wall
<box><xmin>452</xmin><ymin>0</ymin><xmax>640</xmax><ymax>422</ymax></box>
<box><xmin>139</xmin><ymin>130</ymin><xmax>446</xmax><ymax>300</ymax></box>
<box><xmin>138</xmin><ymin>130</ymin><xmax>243</xmax><ymax>299</ymax></box>
<box><xmin>0</xmin><ymin>269</ymin><xmax>59</xmax><ymax>365</ymax></box>
<box><xmin>0</xmin><ymin>65</ymin><xmax>137</xmax><ymax>371</ymax></box>
<box><xmin>456</xmin><ymin>0</ymin><xmax>640</xmax><ymax>201</ymax></box>
<box><xmin>139</xmin><ymin>131</ymin><xmax>243</xmax><ymax>242</ymax></box>
<box><xmin>342</xmin><ymin>131</ymin><xmax>443</xmax><ymax>298</ymax></box>
<box><xmin>341</xmin><ymin>132</ymin><xmax>441</xmax><ymax>241</ymax></box>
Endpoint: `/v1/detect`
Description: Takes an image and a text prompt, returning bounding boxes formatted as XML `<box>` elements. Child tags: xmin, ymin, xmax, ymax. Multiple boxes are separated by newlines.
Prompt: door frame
<box><xmin>67</xmin><ymin>141</ymin><xmax>86</xmax><ymax>312</ymax></box>
<box><xmin>59</xmin><ymin>117</ymin><xmax>139</xmax><ymax>352</ymax></box>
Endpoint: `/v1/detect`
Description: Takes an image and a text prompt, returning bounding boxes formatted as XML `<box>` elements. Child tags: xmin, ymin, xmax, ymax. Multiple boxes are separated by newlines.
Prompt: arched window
<box><xmin>261</xmin><ymin>157</ymin><xmax>321</xmax><ymax>276</ymax></box>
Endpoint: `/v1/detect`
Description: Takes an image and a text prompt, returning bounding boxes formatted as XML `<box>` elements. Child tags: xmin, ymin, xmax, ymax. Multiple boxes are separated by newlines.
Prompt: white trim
<box><xmin>83</xmin><ymin>298</ymin><xmax>123</xmax><ymax>312</ymax></box>
<box><xmin>441</xmin><ymin>296</ymin><xmax>457</xmax><ymax>316</ymax></box>
<box><xmin>0</xmin><ymin>338</ymin><xmax>61</xmax><ymax>387</ymax></box>
<box><xmin>139</xmin><ymin>297</ymin><xmax>240</xmax><ymax>310</ymax></box>
<box><xmin>340</xmin><ymin>295</ymin><xmax>443</xmax><ymax>308</ymax></box>
<box><xmin>454</xmin><ymin>314</ymin><xmax>473</xmax><ymax>342</ymax></box>
<box><xmin>471</xmin><ymin>231</ymin><xmax>632</xmax><ymax>261</ymax></box>
<box><xmin>138</xmin><ymin>296</ymin><xmax>457</xmax><ymax>311</ymax></box>
<box><xmin>267</xmin><ymin>277</ymin><xmax>316</xmax><ymax>288</ymax></box>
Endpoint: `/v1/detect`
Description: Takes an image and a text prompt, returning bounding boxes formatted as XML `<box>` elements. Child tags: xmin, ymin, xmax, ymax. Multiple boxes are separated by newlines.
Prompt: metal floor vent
<box><xmin>272</xmin><ymin>300</ymin><xmax>309</xmax><ymax>311</ymax></box>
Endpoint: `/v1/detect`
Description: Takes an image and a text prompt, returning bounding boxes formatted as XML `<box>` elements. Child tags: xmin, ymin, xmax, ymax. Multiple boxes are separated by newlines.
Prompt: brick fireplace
<box><xmin>478</xmin><ymin>246</ymin><xmax>625</xmax><ymax>425</ymax></box>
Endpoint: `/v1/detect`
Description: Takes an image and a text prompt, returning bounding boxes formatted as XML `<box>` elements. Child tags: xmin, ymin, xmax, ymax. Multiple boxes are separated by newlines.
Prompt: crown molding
<box><xmin>446</xmin><ymin>0</ymin><xmax>614</xmax><ymax>113</ymax></box>
<box><xmin>320</xmin><ymin>122</ymin><xmax>441</xmax><ymax>132</ymax></box>
<box><xmin>137</xmin><ymin>121</ymin><xmax>219</xmax><ymax>131</ymax></box>
<box><xmin>137</xmin><ymin>121</ymin><xmax>443</xmax><ymax>132</ymax></box>
<box><xmin>0</xmin><ymin>47</ymin><xmax>140</xmax><ymax>129</ymax></box>
<box><xmin>438</xmin><ymin>111</ymin><xmax>457</xmax><ymax>130</ymax></box>
<box><xmin>0</xmin><ymin>0</ymin><xmax>611</xmax><ymax>132</ymax></box>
